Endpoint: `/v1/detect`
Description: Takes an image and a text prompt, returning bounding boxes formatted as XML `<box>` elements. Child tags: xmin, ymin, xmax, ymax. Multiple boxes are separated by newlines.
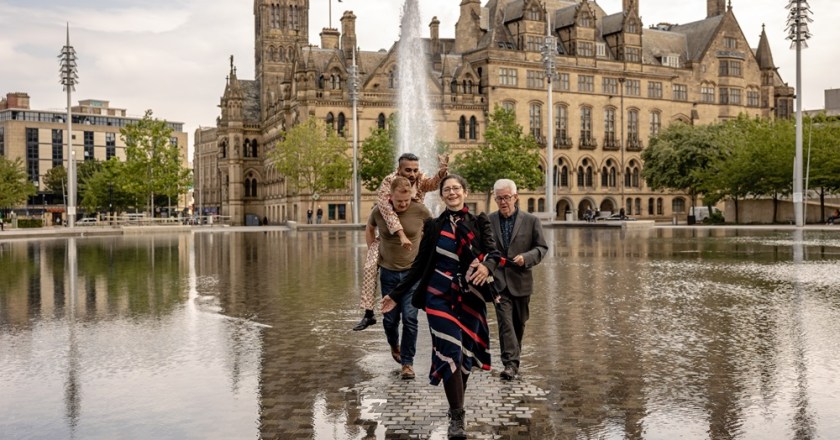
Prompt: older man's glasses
<box><xmin>442</xmin><ymin>185</ymin><xmax>463</xmax><ymax>194</ymax></box>
<box><xmin>494</xmin><ymin>195</ymin><xmax>515</xmax><ymax>202</ymax></box>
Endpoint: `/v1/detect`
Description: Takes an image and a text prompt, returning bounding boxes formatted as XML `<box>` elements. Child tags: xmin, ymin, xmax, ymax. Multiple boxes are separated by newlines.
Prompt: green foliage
<box><xmin>360</xmin><ymin>114</ymin><xmax>397</xmax><ymax>191</ymax></box>
<box><xmin>16</xmin><ymin>218</ymin><xmax>44</xmax><ymax>228</ymax></box>
<box><xmin>452</xmin><ymin>106</ymin><xmax>543</xmax><ymax>210</ymax></box>
<box><xmin>642</xmin><ymin>121</ymin><xmax>722</xmax><ymax>208</ymax></box>
<box><xmin>43</xmin><ymin>165</ymin><xmax>67</xmax><ymax>195</ymax></box>
<box><xmin>0</xmin><ymin>156</ymin><xmax>37</xmax><ymax>208</ymax></box>
<box><xmin>269</xmin><ymin>118</ymin><xmax>352</xmax><ymax>197</ymax></box>
<box><xmin>120</xmin><ymin>110</ymin><xmax>188</xmax><ymax>214</ymax></box>
<box><xmin>80</xmin><ymin>159</ymin><xmax>134</xmax><ymax>212</ymax></box>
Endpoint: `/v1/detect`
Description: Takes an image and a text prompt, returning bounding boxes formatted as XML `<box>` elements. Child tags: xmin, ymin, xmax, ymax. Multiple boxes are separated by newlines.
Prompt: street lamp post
<box><xmin>349</xmin><ymin>48</ymin><xmax>361</xmax><ymax>224</ymax></box>
<box><xmin>542</xmin><ymin>14</ymin><xmax>557</xmax><ymax>221</ymax></box>
<box><xmin>59</xmin><ymin>24</ymin><xmax>78</xmax><ymax>227</ymax></box>
<box><xmin>786</xmin><ymin>0</ymin><xmax>812</xmax><ymax>227</ymax></box>
<box><xmin>618</xmin><ymin>77</ymin><xmax>625</xmax><ymax>215</ymax></box>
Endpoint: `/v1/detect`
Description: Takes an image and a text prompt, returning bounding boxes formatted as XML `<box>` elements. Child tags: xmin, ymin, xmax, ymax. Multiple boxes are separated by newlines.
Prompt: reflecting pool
<box><xmin>1</xmin><ymin>228</ymin><xmax>839</xmax><ymax>439</ymax></box>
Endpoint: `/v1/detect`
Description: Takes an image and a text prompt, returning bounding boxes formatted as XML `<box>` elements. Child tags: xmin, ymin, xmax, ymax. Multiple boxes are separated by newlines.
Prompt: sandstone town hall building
<box><xmin>193</xmin><ymin>0</ymin><xmax>793</xmax><ymax>226</ymax></box>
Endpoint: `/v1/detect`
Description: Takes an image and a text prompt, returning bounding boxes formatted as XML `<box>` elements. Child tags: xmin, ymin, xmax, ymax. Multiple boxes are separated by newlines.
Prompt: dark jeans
<box><xmin>380</xmin><ymin>267</ymin><xmax>419</xmax><ymax>366</ymax></box>
<box><xmin>494</xmin><ymin>291</ymin><xmax>530</xmax><ymax>369</ymax></box>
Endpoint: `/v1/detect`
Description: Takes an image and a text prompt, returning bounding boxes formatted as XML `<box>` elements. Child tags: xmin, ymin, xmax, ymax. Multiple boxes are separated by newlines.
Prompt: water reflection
<box><xmin>1</xmin><ymin>229</ymin><xmax>840</xmax><ymax>439</ymax></box>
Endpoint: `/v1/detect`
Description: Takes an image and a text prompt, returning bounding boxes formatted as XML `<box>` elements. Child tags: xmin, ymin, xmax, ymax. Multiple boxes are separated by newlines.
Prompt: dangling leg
<box><xmin>353</xmin><ymin>240</ymin><xmax>380</xmax><ymax>331</ymax></box>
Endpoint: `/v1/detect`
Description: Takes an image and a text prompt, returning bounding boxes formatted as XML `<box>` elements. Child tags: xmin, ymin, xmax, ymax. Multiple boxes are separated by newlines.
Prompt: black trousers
<box><xmin>494</xmin><ymin>291</ymin><xmax>530</xmax><ymax>369</ymax></box>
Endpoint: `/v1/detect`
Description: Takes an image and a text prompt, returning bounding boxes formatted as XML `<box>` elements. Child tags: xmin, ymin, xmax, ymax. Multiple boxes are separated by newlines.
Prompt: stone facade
<box><xmin>200</xmin><ymin>0</ymin><xmax>793</xmax><ymax>226</ymax></box>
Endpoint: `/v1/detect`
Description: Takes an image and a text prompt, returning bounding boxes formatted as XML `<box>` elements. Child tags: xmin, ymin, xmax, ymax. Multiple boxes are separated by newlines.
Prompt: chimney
<box><xmin>430</xmin><ymin>16</ymin><xmax>441</xmax><ymax>56</ymax></box>
<box><xmin>707</xmin><ymin>0</ymin><xmax>725</xmax><ymax>17</ymax></box>
<box><xmin>320</xmin><ymin>27</ymin><xmax>340</xmax><ymax>49</ymax></box>
<box><xmin>4</xmin><ymin>92</ymin><xmax>30</xmax><ymax>109</ymax></box>
<box><xmin>341</xmin><ymin>11</ymin><xmax>357</xmax><ymax>60</ymax></box>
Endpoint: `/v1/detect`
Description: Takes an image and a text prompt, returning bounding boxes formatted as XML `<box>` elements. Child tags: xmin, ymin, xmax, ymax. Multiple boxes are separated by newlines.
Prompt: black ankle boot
<box><xmin>447</xmin><ymin>408</ymin><xmax>466</xmax><ymax>439</ymax></box>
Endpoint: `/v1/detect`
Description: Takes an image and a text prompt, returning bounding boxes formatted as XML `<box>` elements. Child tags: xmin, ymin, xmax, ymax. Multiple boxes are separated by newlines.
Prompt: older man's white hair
<box><xmin>493</xmin><ymin>179</ymin><xmax>517</xmax><ymax>195</ymax></box>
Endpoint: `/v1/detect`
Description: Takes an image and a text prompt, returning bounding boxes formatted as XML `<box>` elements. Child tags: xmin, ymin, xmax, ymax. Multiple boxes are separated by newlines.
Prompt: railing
<box><xmin>626</xmin><ymin>138</ymin><xmax>644</xmax><ymax>151</ymax></box>
<box><xmin>602</xmin><ymin>137</ymin><xmax>620</xmax><ymax>151</ymax></box>
<box><xmin>554</xmin><ymin>136</ymin><xmax>573</xmax><ymax>149</ymax></box>
<box><xmin>579</xmin><ymin>136</ymin><xmax>598</xmax><ymax>150</ymax></box>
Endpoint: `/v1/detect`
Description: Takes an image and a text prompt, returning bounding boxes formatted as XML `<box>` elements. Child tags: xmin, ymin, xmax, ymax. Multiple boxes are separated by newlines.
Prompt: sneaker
<box><xmin>390</xmin><ymin>345</ymin><xmax>401</xmax><ymax>364</ymax></box>
<box><xmin>352</xmin><ymin>315</ymin><xmax>376</xmax><ymax>331</ymax></box>
<box><xmin>400</xmin><ymin>364</ymin><xmax>415</xmax><ymax>380</ymax></box>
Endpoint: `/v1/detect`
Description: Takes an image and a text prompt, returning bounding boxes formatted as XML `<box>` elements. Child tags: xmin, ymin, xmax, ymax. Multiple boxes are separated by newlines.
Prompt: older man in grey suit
<box><xmin>488</xmin><ymin>179</ymin><xmax>548</xmax><ymax>380</ymax></box>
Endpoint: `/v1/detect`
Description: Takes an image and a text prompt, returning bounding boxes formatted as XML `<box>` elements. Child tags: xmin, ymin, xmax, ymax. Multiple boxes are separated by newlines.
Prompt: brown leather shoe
<box><xmin>390</xmin><ymin>345</ymin><xmax>401</xmax><ymax>364</ymax></box>
<box><xmin>400</xmin><ymin>364</ymin><xmax>415</xmax><ymax>380</ymax></box>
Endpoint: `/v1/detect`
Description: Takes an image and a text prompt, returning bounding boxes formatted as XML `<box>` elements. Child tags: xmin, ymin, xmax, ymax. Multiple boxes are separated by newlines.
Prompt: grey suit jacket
<box><xmin>489</xmin><ymin>209</ymin><xmax>548</xmax><ymax>297</ymax></box>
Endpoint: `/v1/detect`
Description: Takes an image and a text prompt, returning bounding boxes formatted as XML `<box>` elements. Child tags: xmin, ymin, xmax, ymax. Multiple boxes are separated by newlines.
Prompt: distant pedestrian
<box><xmin>307</xmin><ymin>208</ymin><xmax>313</xmax><ymax>224</ymax></box>
<box><xmin>0</xmin><ymin>217</ymin><xmax>4</xmax><ymax>231</ymax></box>
<box><xmin>827</xmin><ymin>209</ymin><xmax>839</xmax><ymax>225</ymax></box>
<box><xmin>316</xmin><ymin>206</ymin><xmax>323</xmax><ymax>224</ymax></box>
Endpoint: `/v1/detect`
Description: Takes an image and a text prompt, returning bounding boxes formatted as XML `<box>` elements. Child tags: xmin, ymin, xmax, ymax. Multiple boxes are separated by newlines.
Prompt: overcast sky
<box><xmin>1</xmin><ymin>0</ymin><xmax>837</xmax><ymax>159</ymax></box>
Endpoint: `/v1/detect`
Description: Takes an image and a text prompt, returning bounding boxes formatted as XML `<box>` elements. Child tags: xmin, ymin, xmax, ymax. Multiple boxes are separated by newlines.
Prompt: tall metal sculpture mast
<box><xmin>59</xmin><ymin>24</ymin><xmax>79</xmax><ymax>227</ymax></box>
<box><xmin>786</xmin><ymin>0</ymin><xmax>812</xmax><ymax>227</ymax></box>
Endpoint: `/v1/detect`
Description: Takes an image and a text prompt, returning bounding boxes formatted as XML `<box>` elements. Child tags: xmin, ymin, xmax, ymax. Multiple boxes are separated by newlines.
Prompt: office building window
<box><xmin>26</xmin><ymin>128</ymin><xmax>39</xmax><ymax>182</ymax></box>
<box><xmin>84</xmin><ymin>131</ymin><xmax>94</xmax><ymax>161</ymax></box>
<box><xmin>106</xmin><ymin>132</ymin><xmax>116</xmax><ymax>160</ymax></box>
<box><xmin>555</xmin><ymin>104</ymin><xmax>568</xmax><ymax>142</ymax></box>
<box><xmin>469</xmin><ymin>116</ymin><xmax>477</xmax><ymax>140</ymax></box>
<box><xmin>52</xmin><ymin>129</ymin><xmax>63</xmax><ymax>167</ymax></box>
<box><xmin>0</xmin><ymin>126</ymin><xmax>4</xmax><ymax>155</ymax></box>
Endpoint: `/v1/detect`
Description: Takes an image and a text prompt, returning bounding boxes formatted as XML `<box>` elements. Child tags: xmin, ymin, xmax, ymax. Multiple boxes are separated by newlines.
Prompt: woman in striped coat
<box><xmin>382</xmin><ymin>174</ymin><xmax>505</xmax><ymax>440</ymax></box>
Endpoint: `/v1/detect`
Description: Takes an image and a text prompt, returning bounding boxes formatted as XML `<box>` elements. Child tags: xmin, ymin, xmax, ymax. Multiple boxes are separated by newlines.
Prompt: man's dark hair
<box><xmin>398</xmin><ymin>153</ymin><xmax>419</xmax><ymax>164</ymax></box>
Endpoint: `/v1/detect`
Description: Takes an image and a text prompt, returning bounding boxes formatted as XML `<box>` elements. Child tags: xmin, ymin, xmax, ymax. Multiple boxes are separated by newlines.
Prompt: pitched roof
<box><xmin>641</xmin><ymin>28</ymin><xmax>688</xmax><ymax>64</ymax></box>
<box><xmin>669</xmin><ymin>15</ymin><xmax>724</xmax><ymax>61</ymax></box>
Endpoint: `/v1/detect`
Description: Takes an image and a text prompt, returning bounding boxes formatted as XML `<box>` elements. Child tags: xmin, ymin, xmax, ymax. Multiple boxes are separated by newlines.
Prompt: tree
<box><xmin>360</xmin><ymin>115</ymin><xmax>397</xmax><ymax>191</ymax></box>
<box><xmin>452</xmin><ymin>106</ymin><xmax>542</xmax><ymax>211</ymax></box>
<box><xmin>270</xmin><ymin>118</ymin><xmax>352</xmax><ymax>205</ymax></box>
<box><xmin>805</xmin><ymin>114</ymin><xmax>840</xmax><ymax>220</ymax></box>
<box><xmin>0</xmin><ymin>156</ymin><xmax>36</xmax><ymax>210</ymax></box>
<box><xmin>80</xmin><ymin>159</ymin><xmax>133</xmax><ymax>213</ymax></box>
<box><xmin>120</xmin><ymin>110</ymin><xmax>186</xmax><ymax>215</ymax></box>
<box><xmin>641</xmin><ymin>121</ymin><xmax>721</xmax><ymax>216</ymax></box>
<box><xmin>43</xmin><ymin>165</ymin><xmax>67</xmax><ymax>196</ymax></box>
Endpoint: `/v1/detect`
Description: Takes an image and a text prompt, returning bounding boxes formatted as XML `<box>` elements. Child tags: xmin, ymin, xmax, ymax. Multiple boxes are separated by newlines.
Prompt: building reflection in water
<box><xmin>1</xmin><ymin>229</ymin><xmax>840</xmax><ymax>439</ymax></box>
